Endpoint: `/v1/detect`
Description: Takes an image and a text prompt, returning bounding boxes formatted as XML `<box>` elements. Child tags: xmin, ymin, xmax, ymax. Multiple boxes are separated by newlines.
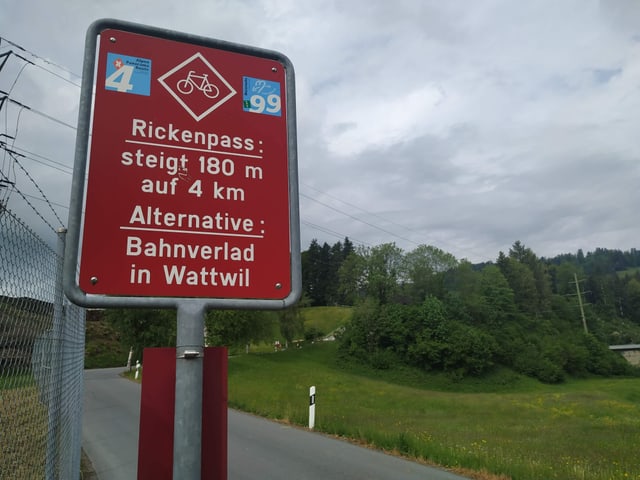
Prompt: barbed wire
<box><xmin>8</xmin><ymin>150</ymin><xmax>64</xmax><ymax>226</ymax></box>
<box><xmin>0</xmin><ymin>168</ymin><xmax>58</xmax><ymax>233</ymax></box>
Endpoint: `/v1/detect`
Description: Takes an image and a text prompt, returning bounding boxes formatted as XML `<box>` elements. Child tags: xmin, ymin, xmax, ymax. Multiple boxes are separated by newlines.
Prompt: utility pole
<box><xmin>571</xmin><ymin>273</ymin><xmax>589</xmax><ymax>333</ymax></box>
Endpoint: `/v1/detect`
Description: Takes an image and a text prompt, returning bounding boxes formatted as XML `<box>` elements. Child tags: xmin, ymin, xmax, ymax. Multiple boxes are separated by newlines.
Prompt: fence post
<box><xmin>45</xmin><ymin>227</ymin><xmax>67</xmax><ymax>479</ymax></box>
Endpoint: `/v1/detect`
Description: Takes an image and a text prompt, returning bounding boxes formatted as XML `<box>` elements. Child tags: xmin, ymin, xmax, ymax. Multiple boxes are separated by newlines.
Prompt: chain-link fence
<box><xmin>0</xmin><ymin>207</ymin><xmax>86</xmax><ymax>480</ymax></box>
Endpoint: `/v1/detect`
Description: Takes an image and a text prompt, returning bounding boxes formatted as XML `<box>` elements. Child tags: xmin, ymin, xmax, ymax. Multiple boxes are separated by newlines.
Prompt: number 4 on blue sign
<box><xmin>106</xmin><ymin>65</ymin><xmax>134</xmax><ymax>92</ymax></box>
<box><xmin>243</xmin><ymin>77</ymin><xmax>282</xmax><ymax>116</ymax></box>
<box><xmin>105</xmin><ymin>53</ymin><xmax>152</xmax><ymax>96</ymax></box>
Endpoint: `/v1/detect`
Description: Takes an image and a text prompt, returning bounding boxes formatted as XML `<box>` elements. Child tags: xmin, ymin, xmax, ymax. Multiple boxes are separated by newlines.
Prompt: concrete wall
<box><xmin>619</xmin><ymin>349</ymin><xmax>640</xmax><ymax>366</ymax></box>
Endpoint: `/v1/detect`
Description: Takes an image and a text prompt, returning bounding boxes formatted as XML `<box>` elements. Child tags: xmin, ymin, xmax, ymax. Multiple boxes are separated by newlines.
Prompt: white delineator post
<box><xmin>309</xmin><ymin>386</ymin><xmax>316</xmax><ymax>429</ymax></box>
<box><xmin>127</xmin><ymin>347</ymin><xmax>133</xmax><ymax>371</ymax></box>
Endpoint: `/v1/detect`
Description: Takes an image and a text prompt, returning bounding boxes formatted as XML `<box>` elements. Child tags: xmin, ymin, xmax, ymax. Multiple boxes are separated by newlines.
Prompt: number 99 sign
<box><xmin>243</xmin><ymin>76</ymin><xmax>282</xmax><ymax>117</ymax></box>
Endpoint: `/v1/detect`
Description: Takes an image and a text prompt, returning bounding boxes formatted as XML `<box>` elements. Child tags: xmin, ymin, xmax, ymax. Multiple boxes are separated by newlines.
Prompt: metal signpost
<box><xmin>64</xmin><ymin>19</ymin><xmax>300</xmax><ymax>479</ymax></box>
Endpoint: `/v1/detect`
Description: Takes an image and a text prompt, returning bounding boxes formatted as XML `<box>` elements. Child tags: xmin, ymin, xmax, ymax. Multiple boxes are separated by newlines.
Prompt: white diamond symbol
<box><xmin>158</xmin><ymin>52</ymin><xmax>237</xmax><ymax>122</ymax></box>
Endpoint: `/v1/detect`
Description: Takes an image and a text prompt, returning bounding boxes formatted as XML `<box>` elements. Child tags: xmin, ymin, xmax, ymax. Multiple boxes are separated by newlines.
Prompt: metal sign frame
<box><xmin>64</xmin><ymin>18</ymin><xmax>301</xmax><ymax>310</ymax></box>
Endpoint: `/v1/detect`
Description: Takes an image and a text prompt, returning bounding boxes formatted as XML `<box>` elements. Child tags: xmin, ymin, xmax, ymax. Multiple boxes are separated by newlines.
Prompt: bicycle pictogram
<box><xmin>158</xmin><ymin>52</ymin><xmax>237</xmax><ymax>121</ymax></box>
<box><xmin>176</xmin><ymin>70</ymin><xmax>220</xmax><ymax>99</ymax></box>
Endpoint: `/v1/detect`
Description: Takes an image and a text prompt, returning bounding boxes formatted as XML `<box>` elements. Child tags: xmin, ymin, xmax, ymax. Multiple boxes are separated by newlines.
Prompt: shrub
<box><xmin>535</xmin><ymin>359</ymin><xmax>565</xmax><ymax>384</ymax></box>
<box><xmin>304</xmin><ymin>326</ymin><xmax>325</xmax><ymax>341</ymax></box>
<box><xmin>582</xmin><ymin>333</ymin><xmax>632</xmax><ymax>376</ymax></box>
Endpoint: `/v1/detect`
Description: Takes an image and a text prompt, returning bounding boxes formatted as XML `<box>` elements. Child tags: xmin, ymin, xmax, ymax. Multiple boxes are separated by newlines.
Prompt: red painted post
<box><xmin>202</xmin><ymin>347</ymin><xmax>228</xmax><ymax>479</ymax></box>
<box><xmin>137</xmin><ymin>347</ymin><xmax>228</xmax><ymax>479</ymax></box>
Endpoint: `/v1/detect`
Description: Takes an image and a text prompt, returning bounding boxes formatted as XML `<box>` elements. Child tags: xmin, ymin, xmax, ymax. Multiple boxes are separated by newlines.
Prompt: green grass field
<box><xmin>228</xmin><ymin>342</ymin><xmax>640</xmax><ymax>480</ymax></box>
<box><xmin>617</xmin><ymin>267</ymin><xmax>640</xmax><ymax>278</ymax></box>
<box><xmin>301</xmin><ymin>306</ymin><xmax>352</xmax><ymax>336</ymax></box>
<box><xmin>240</xmin><ymin>306</ymin><xmax>353</xmax><ymax>354</ymax></box>
<box><xmin>85</xmin><ymin>305</ymin><xmax>639</xmax><ymax>478</ymax></box>
<box><xmin>0</xmin><ymin>385</ymin><xmax>47</xmax><ymax>479</ymax></box>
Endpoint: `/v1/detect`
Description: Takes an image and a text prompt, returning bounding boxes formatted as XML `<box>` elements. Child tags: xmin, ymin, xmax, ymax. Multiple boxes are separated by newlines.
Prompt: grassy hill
<box><xmin>617</xmin><ymin>266</ymin><xmax>640</xmax><ymax>278</ymax></box>
<box><xmin>228</xmin><ymin>341</ymin><xmax>640</xmax><ymax>480</ymax></box>
<box><xmin>84</xmin><ymin>315</ymin><xmax>129</xmax><ymax>369</ymax></box>
<box><xmin>301</xmin><ymin>305</ymin><xmax>352</xmax><ymax>337</ymax></box>
<box><xmin>85</xmin><ymin>306</ymin><xmax>640</xmax><ymax>479</ymax></box>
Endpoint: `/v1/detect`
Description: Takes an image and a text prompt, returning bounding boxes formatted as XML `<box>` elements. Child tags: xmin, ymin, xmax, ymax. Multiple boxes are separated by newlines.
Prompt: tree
<box><xmin>337</xmin><ymin>297</ymin><xmax>382</xmax><ymax>362</ymax></box>
<box><xmin>498</xmin><ymin>253</ymin><xmax>539</xmax><ymax>314</ymax></box>
<box><xmin>301</xmin><ymin>240</ymin><xmax>320</xmax><ymax>303</ymax></box>
<box><xmin>278</xmin><ymin>304</ymin><xmax>305</xmax><ymax>347</ymax></box>
<box><xmin>508</xmin><ymin>241</ymin><xmax>553</xmax><ymax>313</ymax></box>
<box><xmin>205</xmin><ymin>310</ymin><xmax>277</xmax><ymax>351</ymax></box>
<box><xmin>403</xmin><ymin>245</ymin><xmax>458</xmax><ymax>302</ymax></box>
<box><xmin>623</xmin><ymin>278</ymin><xmax>640</xmax><ymax>324</ymax></box>
<box><xmin>338</xmin><ymin>243</ymin><xmax>406</xmax><ymax>306</ymax></box>
<box><xmin>104</xmin><ymin>308</ymin><xmax>176</xmax><ymax>362</ymax></box>
<box><xmin>338</xmin><ymin>249</ymin><xmax>367</xmax><ymax>305</ymax></box>
<box><xmin>326</xmin><ymin>241</ymin><xmax>345</xmax><ymax>304</ymax></box>
<box><xmin>342</xmin><ymin>237</ymin><xmax>355</xmax><ymax>259</ymax></box>
<box><xmin>363</xmin><ymin>243</ymin><xmax>404</xmax><ymax>304</ymax></box>
<box><xmin>479</xmin><ymin>264</ymin><xmax>516</xmax><ymax>327</ymax></box>
<box><xmin>302</xmin><ymin>238</ymin><xmax>355</xmax><ymax>306</ymax></box>
<box><xmin>549</xmin><ymin>261</ymin><xmax>583</xmax><ymax>296</ymax></box>
<box><xmin>301</xmin><ymin>239</ymin><xmax>329</xmax><ymax>306</ymax></box>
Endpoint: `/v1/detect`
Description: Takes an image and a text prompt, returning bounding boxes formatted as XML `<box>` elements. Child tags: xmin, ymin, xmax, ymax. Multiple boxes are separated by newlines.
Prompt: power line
<box><xmin>0</xmin><ymin>51</ymin><xmax>11</xmax><ymax>72</ymax></box>
<box><xmin>8</xmin><ymin>144</ymin><xmax>73</xmax><ymax>174</ymax></box>
<box><xmin>300</xmin><ymin>192</ymin><xmax>419</xmax><ymax>247</ymax></box>
<box><xmin>300</xmin><ymin>183</ymin><xmax>490</xmax><ymax>261</ymax></box>
<box><xmin>3</xmin><ymin>148</ymin><xmax>65</xmax><ymax>227</ymax></box>
<box><xmin>301</xmin><ymin>220</ymin><xmax>371</xmax><ymax>247</ymax></box>
<box><xmin>22</xmin><ymin>191</ymin><xmax>68</xmax><ymax>210</ymax></box>
<box><xmin>0</xmin><ymin>90</ymin><xmax>76</xmax><ymax>130</ymax></box>
<box><xmin>303</xmin><ymin>182</ymin><xmax>424</xmax><ymax>237</ymax></box>
<box><xmin>0</xmin><ymin>48</ymin><xmax>81</xmax><ymax>89</ymax></box>
<box><xmin>0</xmin><ymin>51</ymin><xmax>30</xmax><ymax>94</ymax></box>
<box><xmin>0</xmin><ymin>37</ymin><xmax>74</xmax><ymax>237</ymax></box>
<box><xmin>0</xmin><ymin>36</ymin><xmax>82</xmax><ymax>81</ymax></box>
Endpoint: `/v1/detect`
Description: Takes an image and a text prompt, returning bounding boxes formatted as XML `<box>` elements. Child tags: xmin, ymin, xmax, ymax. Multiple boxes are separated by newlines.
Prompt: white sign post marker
<box><xmin>309</xmin><ymin>386</ymin><xmax>316</xmax><ymax>429</ymax></box>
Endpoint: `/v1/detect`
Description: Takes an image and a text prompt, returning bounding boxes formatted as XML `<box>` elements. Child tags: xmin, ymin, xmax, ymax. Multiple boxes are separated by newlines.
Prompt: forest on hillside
<box><xmin>302</xmin><ymin>239</ymin><xmax>640</xmax><ymax>382</ymax></box>
<box><xmin>100</xmin><ymin>240</ymin><xmax>640</xmax><ymax>383</ymax></box>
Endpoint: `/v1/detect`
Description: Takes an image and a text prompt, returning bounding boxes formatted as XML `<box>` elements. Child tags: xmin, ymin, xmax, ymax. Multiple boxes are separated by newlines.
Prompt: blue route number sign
<box><xmin>242</xmin><ymin>76</ymin><xmax>281</xmax><ymax>116</ymax></box>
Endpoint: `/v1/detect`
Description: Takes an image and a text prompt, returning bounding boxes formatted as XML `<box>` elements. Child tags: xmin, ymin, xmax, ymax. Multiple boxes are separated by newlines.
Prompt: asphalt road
<box><xmin>83</xmin><ymin>367</ymin><xmax>469</xmax><ymax>480</ymax></box>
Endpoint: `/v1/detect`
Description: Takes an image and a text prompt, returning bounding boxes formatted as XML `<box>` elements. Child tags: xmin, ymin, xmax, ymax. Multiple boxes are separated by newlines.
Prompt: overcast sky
<box><xmin>1</xmin><ymin>0</ymin><xmax>639</xmax><ymax>263</ymax></box>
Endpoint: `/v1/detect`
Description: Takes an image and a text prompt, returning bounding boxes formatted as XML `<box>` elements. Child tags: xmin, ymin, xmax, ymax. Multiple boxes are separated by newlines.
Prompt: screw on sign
<box><xmin>65</xmin><ymin>19</ymin><xmax>301</xmax><ymax>309</ymax></box>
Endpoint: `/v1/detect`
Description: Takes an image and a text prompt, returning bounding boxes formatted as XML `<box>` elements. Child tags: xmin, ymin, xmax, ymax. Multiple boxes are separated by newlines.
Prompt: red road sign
<box><xmin>75</xmin><ymin>25</ymin><xmax>297</xmax><ymax>301</ymax></box>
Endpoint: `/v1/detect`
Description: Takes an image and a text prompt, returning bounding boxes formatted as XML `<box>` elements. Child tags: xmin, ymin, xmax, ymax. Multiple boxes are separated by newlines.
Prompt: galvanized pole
<box><xmin>173</xmin><ymin>301</ymin><xmax>206</xmax><ymax>479</ymax></box>
<box><xmin>45</xmin><ymin>227</ymin><xmax>67</xmax><ymax>479</ymax></box>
